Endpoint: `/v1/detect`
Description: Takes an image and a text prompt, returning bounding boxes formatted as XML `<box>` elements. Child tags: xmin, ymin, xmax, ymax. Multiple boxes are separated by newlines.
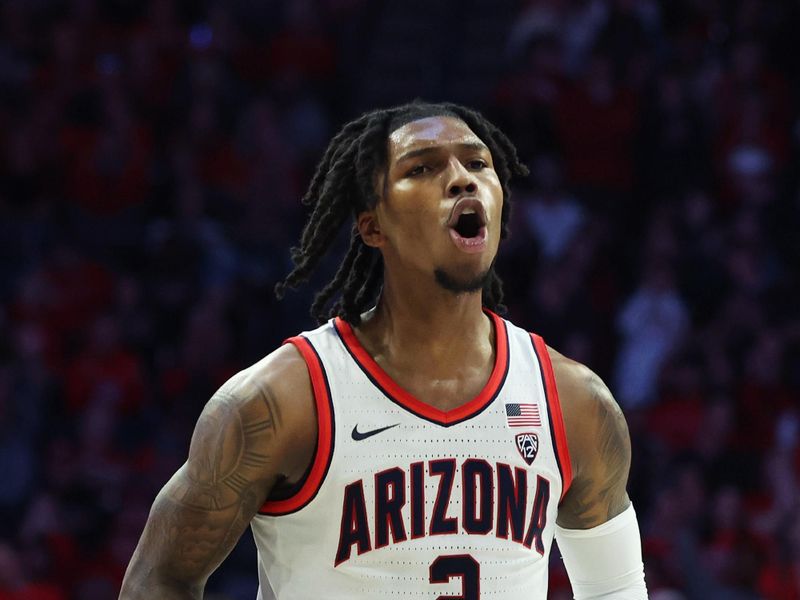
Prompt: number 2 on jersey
<box><xmin>429</xmin><ymin>554</ymin><xmax>479</xmax><ymax>599</ymax></box>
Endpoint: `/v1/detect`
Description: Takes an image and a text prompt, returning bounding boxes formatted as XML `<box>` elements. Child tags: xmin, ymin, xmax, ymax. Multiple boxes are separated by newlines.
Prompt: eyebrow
<box><xmin>394</xmin><ymin>142</ymin><xmax>490</xmax><ymax>164</ymax></box>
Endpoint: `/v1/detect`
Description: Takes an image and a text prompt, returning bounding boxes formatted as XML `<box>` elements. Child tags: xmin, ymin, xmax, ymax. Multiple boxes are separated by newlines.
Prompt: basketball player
<box><xmin>120</xmin><ymin>102</ymin><xmax>648</xmax><ymax>599</ymax></box>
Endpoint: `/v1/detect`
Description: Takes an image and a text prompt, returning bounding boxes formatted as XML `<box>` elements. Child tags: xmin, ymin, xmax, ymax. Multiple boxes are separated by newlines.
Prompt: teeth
<box><xmin>462</xmin><ymin>208</ymin><xmax>476</xmax><ymax>214</ymax></box>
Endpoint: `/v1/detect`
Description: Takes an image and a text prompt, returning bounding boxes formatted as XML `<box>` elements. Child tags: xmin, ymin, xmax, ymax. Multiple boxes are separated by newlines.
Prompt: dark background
<box><xmin>1</xmin><ymin>1</ymin><xmax>799</xmax><ymax>598</ymax></box>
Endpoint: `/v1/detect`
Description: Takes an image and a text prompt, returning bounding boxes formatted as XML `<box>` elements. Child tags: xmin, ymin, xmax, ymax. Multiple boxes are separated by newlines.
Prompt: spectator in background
<box><xmin>752</xmin><ymin>409</ymin><xmax>800</xmax><ymax>599</ymax></box>
<box><xmin>758</xmin><ymin>504</ymin><xmax>800</xmax><ymax>599</ymax></box>
<box><xmin>637</xmin><ymin>68</ymin><xmax>709</xmax><ymax>198</ymax></box>
<box><xmin>64</xmin><ymin>315</ymin><xmax>145</xmax><ymax>415</ymax></box>
<box><xmin>520</xmin><ymin>155</ymin><xmax>586</xmax><ymax>262</ymax></box>
<box><xmin>554</xmin><ymin>49</ymin><xmax>639</xmax><ymax>197</ymax></box>
<box><xmin>0</xmin><ymin>364</ymin><xmax>37</xmax><ymax>536</ymax></box>
<box><xmin>0</xmin><ymin>541</ymin><xmax>64</xmax><ymax>600</ymax></box>
<box><xmin>614</xmin><ymin>260</ymin><xmax>689</xmax><ymax>409</ymax></box>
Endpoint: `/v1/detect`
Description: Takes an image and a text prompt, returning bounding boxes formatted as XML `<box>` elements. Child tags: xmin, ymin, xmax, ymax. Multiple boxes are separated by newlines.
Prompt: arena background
<box><xmin>1</xmin><ymin>1</ymin><xmax>799</xmax><ymax>598</ymax></box>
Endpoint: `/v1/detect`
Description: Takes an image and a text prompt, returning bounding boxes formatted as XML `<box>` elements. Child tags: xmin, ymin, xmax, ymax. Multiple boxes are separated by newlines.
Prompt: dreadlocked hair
<box><xmin>274</xmin><ymin>100</ymin><xmax>529</xmax><ymax>325</ymax></box>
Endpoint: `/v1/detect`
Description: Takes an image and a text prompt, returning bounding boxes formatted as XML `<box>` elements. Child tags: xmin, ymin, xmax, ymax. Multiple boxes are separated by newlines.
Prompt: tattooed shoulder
<box><xmin>168</xmin><ymin>379</ymin><xmax>284</xmax><ymax>512</ymax></box>
<box><xmin>553</xmin><ymin>357</ymin><xmax>632</xmax><ymax>529</ymax></box>
<box><xmin>119</xmin><ymin>346</ymin><xmax>315</xmax><ymax>595</ymax></box>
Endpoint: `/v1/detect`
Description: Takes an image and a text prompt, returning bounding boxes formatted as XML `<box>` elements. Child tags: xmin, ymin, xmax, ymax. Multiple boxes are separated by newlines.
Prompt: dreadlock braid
<box><xmin>274</xmin><ymin>135</ymin><xmax>365</xmax><ymax>297</ymax></box>
<box><xmin>309</xmin><ymin>229</ymin><xmax>363</xmax><ymax>320</ymax></box>
<box><xmin>275</xmin><ymin>101</ymin><xmax>529</xmax><ymax>325</ymax></box>
<box><xmin>300</xmin><ymin>119</ymin><xmax>368</xmax><ymax>206</ymax></box>
<box><xmin>352</xmin><ymin>250</ymin><xmax>382</xmax><ymax>315</ymax></box>
<box><xmin>329</xmin><ymin>239</ymin><xmax>380</xmax><ymax>324</ymax></box>
<box><xmin>353</xmin><ymin>119</ymin><xmax>389</xmax><ymax>207</ymax></box>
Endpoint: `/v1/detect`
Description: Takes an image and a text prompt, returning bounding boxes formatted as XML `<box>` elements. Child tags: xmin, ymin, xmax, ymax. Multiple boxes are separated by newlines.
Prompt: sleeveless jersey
<box><xmin>250</xmin><ymin>312</ymin><xmax>572</xmax><ymax>599</ymax></box>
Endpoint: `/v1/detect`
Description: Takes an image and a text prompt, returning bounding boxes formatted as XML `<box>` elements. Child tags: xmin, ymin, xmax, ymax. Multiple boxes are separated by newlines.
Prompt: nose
<box><xmin>446</xmin><ymin>159</ymin><xmax>478</xmax><ymax>198</ymax></box>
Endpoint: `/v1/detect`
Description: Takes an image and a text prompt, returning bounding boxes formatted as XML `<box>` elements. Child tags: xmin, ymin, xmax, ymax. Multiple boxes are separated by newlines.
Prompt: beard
<box><xmin>433</xmin><ymin>266</ymin><xmax>492</xmax><ymax>295</ymax></box>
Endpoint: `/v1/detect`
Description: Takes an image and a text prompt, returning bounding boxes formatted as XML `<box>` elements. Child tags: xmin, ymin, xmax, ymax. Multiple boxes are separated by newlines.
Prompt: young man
<box><xmin>120</xmin><ymin>102</ymin><xmax>648</xmax><ymax>599</ymax></box>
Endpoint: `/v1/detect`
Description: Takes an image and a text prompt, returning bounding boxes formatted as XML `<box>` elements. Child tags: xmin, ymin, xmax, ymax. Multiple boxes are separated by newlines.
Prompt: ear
<box><xmin>357</xmin><ymin>210</ymin><xmax>384</xmax><ymax>248</ymax></box>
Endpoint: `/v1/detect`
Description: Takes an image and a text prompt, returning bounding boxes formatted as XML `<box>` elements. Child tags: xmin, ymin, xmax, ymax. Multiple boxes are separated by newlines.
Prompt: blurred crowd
<box><xmin>0</xmin><ymin>0</ymin><xmax>799</xmax><ymax>598</ymax></box>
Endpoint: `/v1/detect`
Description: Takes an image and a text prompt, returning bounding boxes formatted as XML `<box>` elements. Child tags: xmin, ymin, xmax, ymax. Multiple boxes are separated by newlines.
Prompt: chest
<box><xmin>374</xmin><ymin>359</ymin><xmax>495</xmax><ymax>411</ymax></box>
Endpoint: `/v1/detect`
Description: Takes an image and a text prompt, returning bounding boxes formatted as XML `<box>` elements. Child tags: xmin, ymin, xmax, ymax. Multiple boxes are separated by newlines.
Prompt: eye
<box><xmin>406</xmin><ymin>164</ymin><xmax>430</xmax><ymax>177</ymax></box>
<box><xmin>467</xmin><ymin>159</ymin><xmax>488</xmax><ymax>170</ymax></box>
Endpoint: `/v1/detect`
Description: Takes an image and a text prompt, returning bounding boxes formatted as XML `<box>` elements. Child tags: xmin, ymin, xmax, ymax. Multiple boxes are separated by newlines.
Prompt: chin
<box><xmin>433</xmin><ymin>267</ymin><xmax>492</xmax><ymax>294</ymax></box>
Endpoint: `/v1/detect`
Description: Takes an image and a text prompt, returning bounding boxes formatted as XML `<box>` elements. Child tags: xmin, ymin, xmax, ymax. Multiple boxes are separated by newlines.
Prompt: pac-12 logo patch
<box><xmin>515</xmin><ymin>433</ymin><xmax>539</xmax><ymax>465</ymax></box>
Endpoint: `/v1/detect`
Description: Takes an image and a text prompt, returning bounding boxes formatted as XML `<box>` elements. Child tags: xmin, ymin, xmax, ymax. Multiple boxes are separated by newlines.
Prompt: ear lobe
<box><xmin>357</xmin><ymin>211</ymin><xmax>383</xmax><ymax>248</ymax></box>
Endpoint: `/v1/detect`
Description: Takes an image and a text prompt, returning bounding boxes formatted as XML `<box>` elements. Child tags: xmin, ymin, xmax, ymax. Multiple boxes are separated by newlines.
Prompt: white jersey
<box><xmin>251</xmin><ymin>312</ymin><xmax>572</xmax><ymax>599</ymax></box>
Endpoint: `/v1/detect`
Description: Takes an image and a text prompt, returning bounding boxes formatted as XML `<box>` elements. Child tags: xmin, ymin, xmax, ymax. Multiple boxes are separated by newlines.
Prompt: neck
<box><xmin>357</xmin><ymin>268</ymin><xmax>492</xmax><ymax>362</ymax></box>
<box><xmin>349</xmin><ymin>266</ymin><xmax>498</xmax><ymax>410</ymax></box>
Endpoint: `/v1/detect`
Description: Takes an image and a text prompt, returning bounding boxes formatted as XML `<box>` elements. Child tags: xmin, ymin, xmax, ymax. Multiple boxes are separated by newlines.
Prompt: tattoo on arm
<box><xmin>558</xmin><ymin>374</ymin><xmax>631</xmax><ymax>529</ymax></box>
<box><xmin>121</xmin><ymin>382</ymin><xmax>284</xmax><ymax>595</ymax></box>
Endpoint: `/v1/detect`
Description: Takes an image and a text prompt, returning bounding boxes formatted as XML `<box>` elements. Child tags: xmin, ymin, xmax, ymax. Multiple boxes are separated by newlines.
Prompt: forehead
<box><xmin>388</xmin><ymin>116</ymin><xmax>485</xmax><ymax>160</ymax></box>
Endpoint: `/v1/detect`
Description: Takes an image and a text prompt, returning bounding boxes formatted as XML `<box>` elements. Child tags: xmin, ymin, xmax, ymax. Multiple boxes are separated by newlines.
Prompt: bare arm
<box><xmin>119</xmin><ymin>346</ymin><xmax>315</xmax><ymax>599</ymax></box>
<box><xmin>551</xmin><ymin>350</ymin><xmax>632</xmax><ymax>529</ymax></box>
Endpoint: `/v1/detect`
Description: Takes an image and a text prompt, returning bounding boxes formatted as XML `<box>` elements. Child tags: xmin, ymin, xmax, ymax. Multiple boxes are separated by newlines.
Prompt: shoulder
<box><xmin>119</xmin><ymin>342</ymin><xmax>319</xmax><ymax>591</ymax></box>
<box><xmin>544</xmin><ymin>345</ymin><xmax>632</xmax><ymax>528</ymax></box>
<box><xmin>223</xmin><ymin>342</ymin><xmax>315</xmax><ymax>418</ymax></box>
<box><xmin>545</xmin><ymin>346</ymin><xmax>625</xmax><ymax>448</ymax></box>
<box><xmin>203</xmin><ymin>342</ymin><xmax>318</xmax><ymax>482</ymax></box>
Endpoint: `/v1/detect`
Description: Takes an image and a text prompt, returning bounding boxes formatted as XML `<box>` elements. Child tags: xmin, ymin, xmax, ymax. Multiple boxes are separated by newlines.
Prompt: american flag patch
<box><xmin>505</xmin><ymin>403</ymin><xmax>541</xmax><ymax>427</ymax></box>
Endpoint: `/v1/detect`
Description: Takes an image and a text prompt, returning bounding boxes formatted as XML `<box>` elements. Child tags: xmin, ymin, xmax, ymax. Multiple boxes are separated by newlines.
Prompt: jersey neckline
<box><xmin>333</xmin><ymin>310</ymin><xmax>510</xmax><ymax>427</ymax></box>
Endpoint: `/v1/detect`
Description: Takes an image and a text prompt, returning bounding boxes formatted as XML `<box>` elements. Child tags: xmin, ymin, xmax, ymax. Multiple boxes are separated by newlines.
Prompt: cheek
<box><xmin>391</xmin><ymin>179</ymin><xmax>418</xmax><ymax>195</ymax></box>
<box><xmin>382</xmin><ymin>184</ymin><xmax>444</xmax><ymax>234</ymax></box>
<box><xmin>484</xmin><ymin>174</ymin><xmax>504</xmax><ymax>219</ymax></box>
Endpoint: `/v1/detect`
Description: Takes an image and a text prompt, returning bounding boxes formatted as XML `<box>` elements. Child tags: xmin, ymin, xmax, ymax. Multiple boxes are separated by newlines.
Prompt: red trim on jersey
<box><xmin>530</xmin><ymin>334</ymin><xmax>573</xmax><ymax>501</ymax></box>
<box><xmin>259</xmin><ymin>336</ymin><xmax>334</xmax><ymax>515</ymax></box>
<box><xmin>333</xmin><ymin>311</ymin><xmax>509</xmax><ymax>426</ymax></box>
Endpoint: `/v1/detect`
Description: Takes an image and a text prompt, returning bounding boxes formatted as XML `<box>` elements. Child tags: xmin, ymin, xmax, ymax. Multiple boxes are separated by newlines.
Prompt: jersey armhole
<box><xmin>258</xmin><ymin>335</ymin><xmax>335</xmax><ymax>516</ymax></box>
<box><xmin>530</xmin><ymin>333</ymin><xmax>573</xmax><ymax>502</ymax></box>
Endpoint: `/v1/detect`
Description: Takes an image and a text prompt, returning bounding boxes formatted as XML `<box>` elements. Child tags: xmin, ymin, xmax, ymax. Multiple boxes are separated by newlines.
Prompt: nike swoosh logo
<box><xmin>351</xmin><ymin>423</ymin><xmax>400</xmax><ymax>441</ymax></box>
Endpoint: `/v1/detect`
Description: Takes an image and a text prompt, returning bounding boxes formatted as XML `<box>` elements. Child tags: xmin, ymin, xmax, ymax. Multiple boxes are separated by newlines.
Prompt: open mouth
<box><xmin>453</xmin><ymin>211</ymin><xmax>483</xmax><ymax>238</ymax></box>
<box><xmin>447</xmin><ymin>199</ymin><xmax>488</xmax><ymax>253</ymax></box>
